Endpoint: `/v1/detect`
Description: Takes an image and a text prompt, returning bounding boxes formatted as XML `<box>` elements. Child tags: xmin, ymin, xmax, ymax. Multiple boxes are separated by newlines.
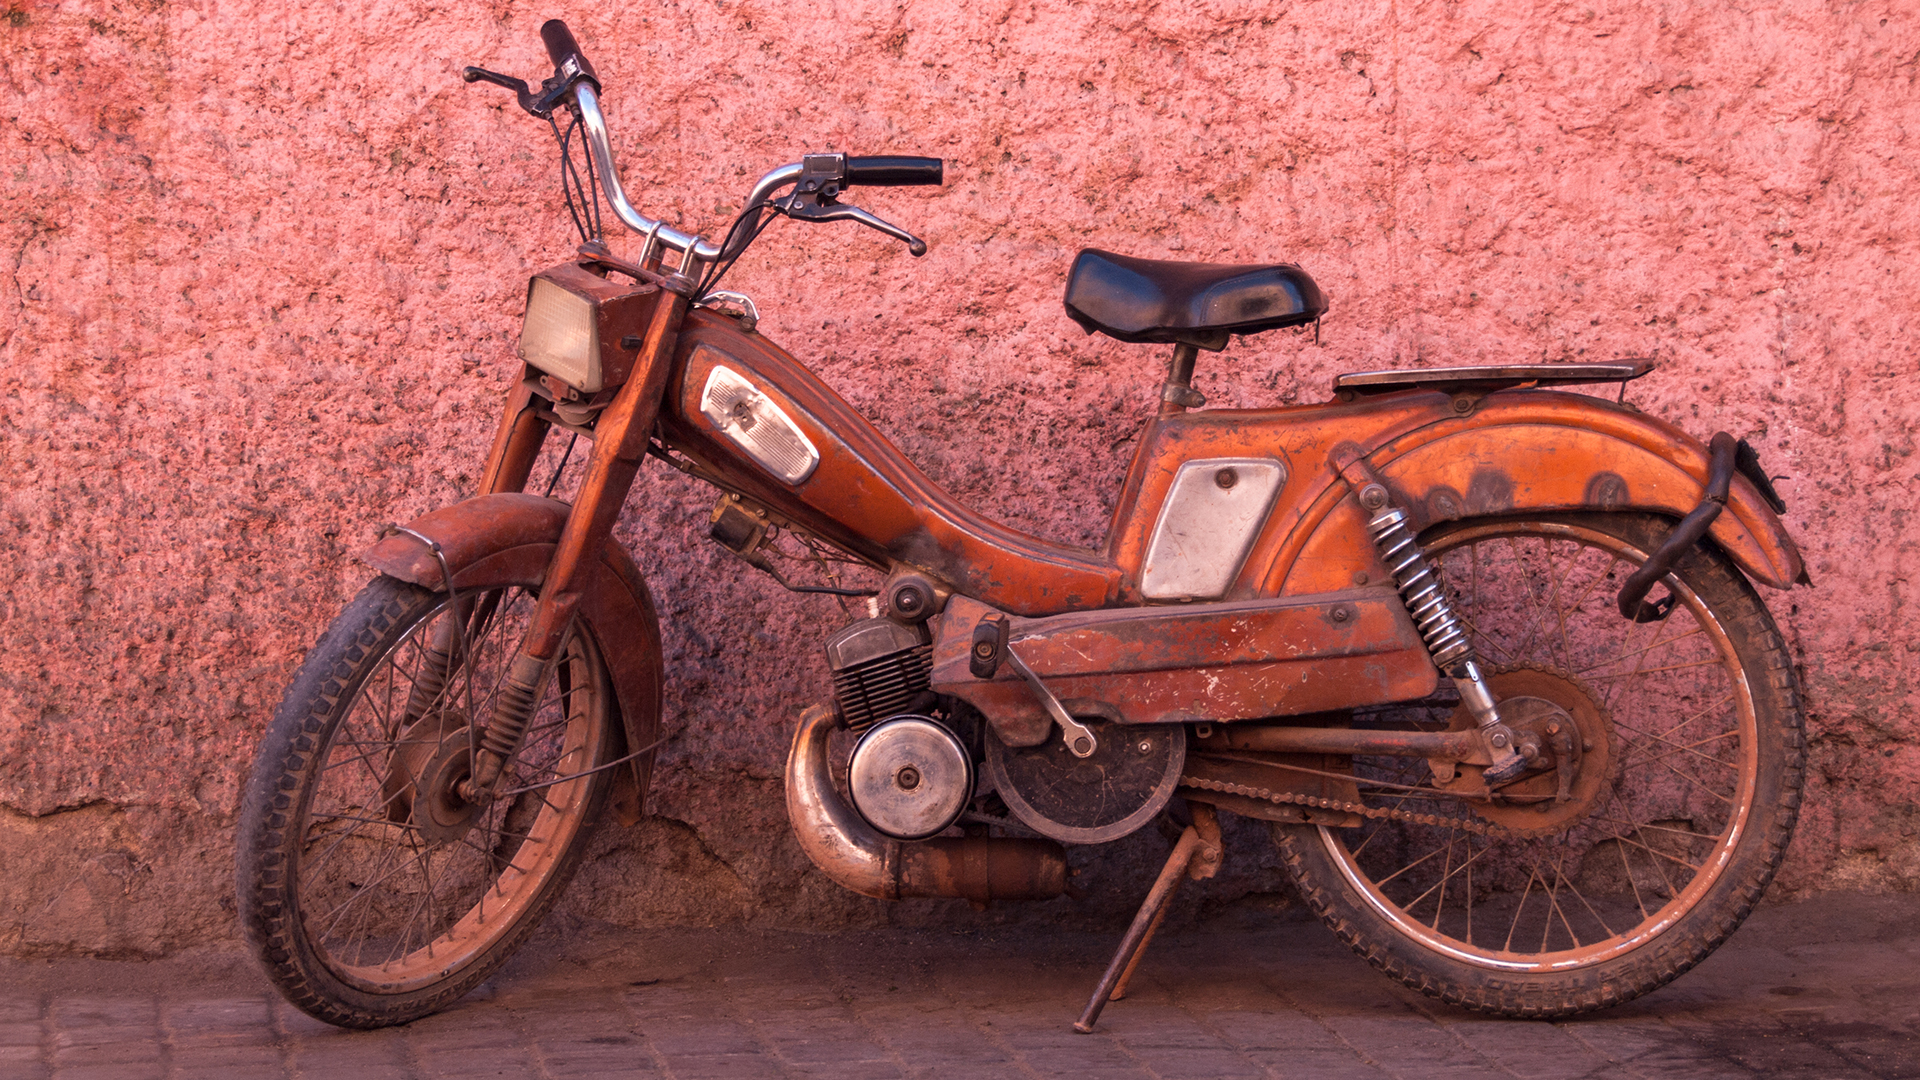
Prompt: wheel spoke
<box><xmin>1585</xmin><ymin>657</ymin><xmax>1724</xmax><ymax>681</ymax></box>
<box><xmin>1575</xmin><ymin>625</ymin><xmax>1707</xmax><ymax>676</ymax></box>
<box><xmin>1293</xmin><ymin>514</ymin><xmax>1789</xmax><ymax>997</ymax></box>
<box><xmin>1614</xmin><ymin>725</ymin><xmax>1741</xmax><ymax>773</ymax></box>
<box><xmin>246</xmin><ymin>580</ymin><xmax>615</xmax><ymax>1015</ymax></box>
<box><xmin>1503</xmin><ymin>859</ymin><xmax>1542</xmax><ymax>953</ymax></box>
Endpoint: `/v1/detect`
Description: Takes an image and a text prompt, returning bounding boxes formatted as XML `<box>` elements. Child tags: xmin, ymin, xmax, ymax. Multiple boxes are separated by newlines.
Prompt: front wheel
<box><xmin>1275</xmin><ymin>513</ymin><xmax>1805</xmax><ymax>1017</ymax></box>
<box><xmin>236</xmin><ymin>574</ymin><xmax>618</xmax><ymax>1028</ymax></box>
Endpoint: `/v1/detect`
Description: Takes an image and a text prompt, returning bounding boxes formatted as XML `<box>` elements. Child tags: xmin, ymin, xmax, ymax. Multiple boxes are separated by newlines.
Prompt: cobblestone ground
<box><xmin>3</xmin><ymin>892</ymin><xmax>1917</xmax><ymax>1079</ymax></box>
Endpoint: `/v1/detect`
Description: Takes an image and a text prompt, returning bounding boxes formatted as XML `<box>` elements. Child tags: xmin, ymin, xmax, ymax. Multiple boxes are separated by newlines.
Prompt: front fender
<box><xmin>1268</xmin><ymin>391</ymin><xmax>1806</xmax><ymax>593</ymax></box>
<box><xmin>361</xmin><ymin>493</ymin><xmax>665</xmax><ymax>812</ymax></box>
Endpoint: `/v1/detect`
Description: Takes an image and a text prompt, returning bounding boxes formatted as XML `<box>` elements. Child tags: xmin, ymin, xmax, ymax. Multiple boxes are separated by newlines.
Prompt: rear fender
<box><xmin>1266</xmin><ymin>392</ymin><xmax>1807</xmax><ymax>594</ymax></box>
<box><xmin>362</xmin><ymin>493</ymin><xmax>664</xmax><ymax>814</ymax></box>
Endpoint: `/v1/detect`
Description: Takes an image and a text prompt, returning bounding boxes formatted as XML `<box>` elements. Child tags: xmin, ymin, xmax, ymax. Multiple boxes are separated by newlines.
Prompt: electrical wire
<box><xmin>696</xmin><ymin>199</ymin><xmax>786</xmax><ymax>300</ymax></box>
<box><xmin>549</xmin><ymin>111</ymin><xmax>602</xmax><ymax>244</ymax></box>
<box><xmin>541</xmin><ymin>433</ymin><xmax>579</xmax><ymax>499</ymax></box>
<box><xmin>546</xmin><ymin>101</ymin><xmax>787</xmax><ymax>291</ymax></box>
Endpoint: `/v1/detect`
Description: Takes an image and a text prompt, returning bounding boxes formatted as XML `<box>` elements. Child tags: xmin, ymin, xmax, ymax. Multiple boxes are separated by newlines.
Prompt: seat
<box><xmin>1062</xmin><ymin>249</ymin><xmax>1327</xmax><ymax>351</ymax></box>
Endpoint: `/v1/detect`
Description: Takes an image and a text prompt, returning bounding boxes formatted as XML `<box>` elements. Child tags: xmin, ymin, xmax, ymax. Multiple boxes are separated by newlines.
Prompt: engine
<box><xmin>824</xmin><ymin>617</ymin><xmax>934</xmax><ymax>732</ymax></box>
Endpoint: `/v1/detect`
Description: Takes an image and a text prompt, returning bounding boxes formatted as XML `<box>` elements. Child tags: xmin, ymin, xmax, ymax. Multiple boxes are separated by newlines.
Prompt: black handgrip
<box><xmin>846</xmin><ymin>156</ymin><xmax>944</xmax><ymax>187</ymax></box>
<box><xmin>539</xmin><ymin>19</ymin><xmax>598</xmax><ymax>84</ymax></box>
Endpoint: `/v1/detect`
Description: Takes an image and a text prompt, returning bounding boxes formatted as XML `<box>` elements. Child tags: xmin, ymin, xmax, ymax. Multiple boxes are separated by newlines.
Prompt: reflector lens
<box><xmin>700</xmin><ymin>364</ymin><xmax>821</xmax><ymax>484</ymax></box>
<box><xmin>519</xmin><ymin>277</ymin><xmax>600</xmax><ymax>391</ymax></box>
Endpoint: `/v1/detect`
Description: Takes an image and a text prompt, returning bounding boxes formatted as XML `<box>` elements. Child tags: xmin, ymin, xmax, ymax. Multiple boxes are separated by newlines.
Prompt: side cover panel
<box><xmin>931</xmin><ymin>593</ymin><xmax>1438</xmax><ymax>747</ymax></box>
<box><xmin>1105</xmin><ymin>389</ymin><xmax>1804</xmax><ymax>601</ymax></box>
<box><xmin>361</xmin><ymin>493</ymin><xmax>665</xmax><ymax>808</ymax></box>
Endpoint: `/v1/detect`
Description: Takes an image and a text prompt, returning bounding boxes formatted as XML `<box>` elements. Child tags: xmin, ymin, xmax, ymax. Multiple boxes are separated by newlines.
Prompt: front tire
<box><xmin>236</xmin><ymin>574</ymin><xmax>618</xmax><ymax>1028</ymax></box>
<box><xmin>1275</xmin><ymin>513</ymin><xmax>1805</xmax><ymax>1017</ymax></box>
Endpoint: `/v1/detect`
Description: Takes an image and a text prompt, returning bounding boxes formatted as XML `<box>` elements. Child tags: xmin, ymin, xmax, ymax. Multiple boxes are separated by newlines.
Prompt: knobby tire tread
<box><xmin>235</xmin><ymin>575</ymin><xmax>612</xmax><ymax>1029</ymax></box>
<box><xmin>1273</xmin><ymin>513</ymin><xmax>1806</xmax><ymax>1019</ymax></box>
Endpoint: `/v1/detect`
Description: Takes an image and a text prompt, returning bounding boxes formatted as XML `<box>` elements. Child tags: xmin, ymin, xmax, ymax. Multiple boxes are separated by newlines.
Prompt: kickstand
<box><xmin>1073</xmin><ymin>804</ymin><xmax>1222</xmax><ymax>1033</ymax></box>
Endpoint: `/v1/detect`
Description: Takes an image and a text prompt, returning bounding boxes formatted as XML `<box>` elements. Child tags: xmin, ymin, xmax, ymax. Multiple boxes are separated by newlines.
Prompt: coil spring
<box><xmin>480</xmin><ymin>657</ymin><xmax>545</xmax><ymax>760</ymax></box>
<box><xmin>403</xmin><ymin>637</ymin><xmax>456</xmax><ymax>721</ymax></box>
<box><xmin>1367</xmin><ymin>506</ymin><xmax>1474</xmax><ymax>671</ymax></box>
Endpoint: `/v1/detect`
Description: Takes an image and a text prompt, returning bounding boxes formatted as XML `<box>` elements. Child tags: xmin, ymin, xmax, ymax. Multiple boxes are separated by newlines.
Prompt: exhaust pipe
<box><xmin>785</xmin><ymin>704</ymin><xmax>1068</xmax><ymax>903</ymax></box>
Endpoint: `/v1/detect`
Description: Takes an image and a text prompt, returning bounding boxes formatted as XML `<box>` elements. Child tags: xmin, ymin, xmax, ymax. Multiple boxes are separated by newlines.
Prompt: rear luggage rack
<box><xmin>1333</xmin><ymin>361</ymin><xmax>1655</xmax><ymax>400</ymax></box>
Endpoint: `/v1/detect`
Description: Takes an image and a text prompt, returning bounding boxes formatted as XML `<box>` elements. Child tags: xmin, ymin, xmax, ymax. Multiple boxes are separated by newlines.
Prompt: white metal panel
<box><xmin>1140</xmin><ymin>457</ymin><xmax>1286</xmax><ymax>599</ymax></box>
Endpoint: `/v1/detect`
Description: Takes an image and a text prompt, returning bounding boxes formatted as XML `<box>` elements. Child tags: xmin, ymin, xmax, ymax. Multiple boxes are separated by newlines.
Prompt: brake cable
<box><xmin>549</xmin><ymin>110</ymin><xmax>603</xmax><ymax>244</ymax></box>
<box><xmin>696</xmin><ymin>199</ymin><xmax>784</xmax><ymax>299</ymax></box>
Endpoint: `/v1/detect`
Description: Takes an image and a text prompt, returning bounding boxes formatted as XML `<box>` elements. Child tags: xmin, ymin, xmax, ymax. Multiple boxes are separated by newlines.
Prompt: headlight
<box><xmin>517</xmin><ymin>263</ymin><xmax>659</xmax><ymax>393</ymax></box>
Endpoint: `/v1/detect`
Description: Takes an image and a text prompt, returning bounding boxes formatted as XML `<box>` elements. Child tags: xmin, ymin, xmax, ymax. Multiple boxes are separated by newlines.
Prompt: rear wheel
<box><xmin>236</xmin><ymin>574</ymin><xmax>617</xmax><ymax>1028</ymax></box>
<box><xmin>1275</xmin><ymin>513</ymin><xmax>1804</xmax><ymax>1017</ymax></box>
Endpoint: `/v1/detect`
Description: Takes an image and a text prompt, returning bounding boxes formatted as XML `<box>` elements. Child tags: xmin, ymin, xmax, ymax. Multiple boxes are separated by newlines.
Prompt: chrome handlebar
<box><xmin>574</xmin><ymin>84</ymin><xmax>802</xmax><ymax>274</ymax></box>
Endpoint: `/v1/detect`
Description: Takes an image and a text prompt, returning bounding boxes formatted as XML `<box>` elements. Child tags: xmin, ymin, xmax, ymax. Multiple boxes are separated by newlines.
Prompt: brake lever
<box><xmin>777</xmin><ymin>196</ymin><xmax>929</xmax><ymax>257</ymax></box>
<box><xmin>461</xmin><ymin>65</ymin><xmax>596</xmax><ymax>119</ymax></box>
<box><xmin>461</xmin><ymin>67</ymin><xmax>542</xmax><ymax>115</ymax></box>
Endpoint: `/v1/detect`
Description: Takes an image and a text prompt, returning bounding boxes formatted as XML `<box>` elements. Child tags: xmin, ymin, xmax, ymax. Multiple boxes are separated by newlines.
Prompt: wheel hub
<box><xmin>383</xmin><ymin>711</ymin><xmax>485</xmax><ymax>847</ymax></box>
<box><xmin>1439</xmin><ymin>665</ymin><xmax>1616</xmax><ymax>838</ymax></box>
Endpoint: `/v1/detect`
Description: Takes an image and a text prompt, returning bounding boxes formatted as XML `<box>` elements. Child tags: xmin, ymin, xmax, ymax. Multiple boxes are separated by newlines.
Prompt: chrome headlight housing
<box><xmin>517</xmin><ymin>263</ymin><xmax>658</xmax><ymax>393</ymax></box>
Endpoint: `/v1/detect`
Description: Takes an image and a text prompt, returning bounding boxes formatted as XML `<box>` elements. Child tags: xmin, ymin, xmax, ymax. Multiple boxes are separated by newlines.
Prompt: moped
<box><xmin>236</xmin><ymin>21</ymin><xmax>1809</xmax><ymax>1030</ymax></box>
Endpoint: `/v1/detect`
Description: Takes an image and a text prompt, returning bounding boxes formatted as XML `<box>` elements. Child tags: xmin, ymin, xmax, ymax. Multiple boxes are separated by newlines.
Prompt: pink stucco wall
<box><xmin>2</xmin><ymin>0</ymin><xmax>1916</xmax><ymax>954</ymax></box>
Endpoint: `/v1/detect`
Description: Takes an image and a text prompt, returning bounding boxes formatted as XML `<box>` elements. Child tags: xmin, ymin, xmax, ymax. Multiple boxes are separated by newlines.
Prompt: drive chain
<box><xmin>1178</xmin><ymin>774</ymin><xmax>1511</xmax><ymax>838</ymax></box>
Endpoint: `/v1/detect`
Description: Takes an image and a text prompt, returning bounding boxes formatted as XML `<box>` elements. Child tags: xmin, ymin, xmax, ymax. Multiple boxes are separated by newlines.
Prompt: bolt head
<box><xmin>1359</xmin><ymin>484</ymin><xmax>1389</xmax><ymax>510</ymax></box>
<box><xmin>1491</xmin><ymin>732</ymin><xmax>1510</xmax><ymax>748</ymax></box>
<box><xmin>895</xmin><ymin>765</ymin><xmax>921</xmax><ymax>791</ymax></box>
<box><xmin>972</xmin><ymin>641</ymin><xmax>994</xmax><ymax>658</ymax></box>
<box><xmin>1215</xmin><ymin>468</ymin><xmax>1239</xmax><ymax>489</ymax></box>
<box><xmin>1137</xmin><ymin>740</ymin><xmax>1153</xmax><ymax>754</ymax></box>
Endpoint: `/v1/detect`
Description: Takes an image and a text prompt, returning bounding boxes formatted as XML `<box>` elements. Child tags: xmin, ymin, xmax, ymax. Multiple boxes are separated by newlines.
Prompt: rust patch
<box><xmin>1585</xmin><ymin>471</ymin><xmax>1630</xmax><ymax>510</ymax></box>
<box><xmin>1465</xmin><ymin>467</ymin><xmax>1516</xmax><ymax>515</ymax></box>
<box><xmin>1425</xmin><ymin>484</ymin><xmax>1466</xmax><ymax>523</ymax></box>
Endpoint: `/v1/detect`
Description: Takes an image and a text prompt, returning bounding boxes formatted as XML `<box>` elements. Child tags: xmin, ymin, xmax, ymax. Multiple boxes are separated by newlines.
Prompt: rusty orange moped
<box><xmin>237</xmin><ymin>21</ymin><xmax>1810</xmax><ymax>1031</ymax></box>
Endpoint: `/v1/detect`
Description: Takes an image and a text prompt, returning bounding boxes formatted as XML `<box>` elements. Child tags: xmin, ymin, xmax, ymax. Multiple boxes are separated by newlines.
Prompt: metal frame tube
<box><xmin>1197</xmin><ymin>724</ymin><xmax>1492</xmax><ymax>763</ymax></box>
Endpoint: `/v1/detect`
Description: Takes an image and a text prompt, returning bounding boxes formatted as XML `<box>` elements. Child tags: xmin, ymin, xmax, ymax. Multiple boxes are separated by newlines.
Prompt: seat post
<box><xmin>1160</xmin><ymin>342</ymin><xmax>1207</xmax><ymax>415</ymax></box>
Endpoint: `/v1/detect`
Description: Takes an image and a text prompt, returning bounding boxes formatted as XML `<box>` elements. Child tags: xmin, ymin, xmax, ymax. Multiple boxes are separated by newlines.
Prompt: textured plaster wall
<box><xmin>2</xmin><ymin>0</ymin><xmax>1916</xmax><ymax>956</ymax></box>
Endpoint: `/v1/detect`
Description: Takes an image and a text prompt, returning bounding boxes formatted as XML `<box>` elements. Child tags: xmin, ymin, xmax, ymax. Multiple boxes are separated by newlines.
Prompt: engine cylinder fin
<box><xmin>831</xmin><ymin>642</ymin><xmax>934</xmax><ymax>731</ymax></box>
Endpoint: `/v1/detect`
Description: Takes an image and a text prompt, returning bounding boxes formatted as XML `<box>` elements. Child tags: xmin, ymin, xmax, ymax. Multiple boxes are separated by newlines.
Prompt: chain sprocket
<box><xmin>1181</xmin><ymin>662</ymin><xmax>1613</xmax><ymax>841</ymax></box>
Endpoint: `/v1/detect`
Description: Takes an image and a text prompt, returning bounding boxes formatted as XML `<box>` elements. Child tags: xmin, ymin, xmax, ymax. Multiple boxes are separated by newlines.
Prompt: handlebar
<box><xmin>846</xmin><ymin>156</ymin><xmax>944</xmax><ymax>187</ymax></box>
<box><xmin>538</xmin><ymin>19</ymin><xmax>597</xmax><ymax>85</ymax></box>
<box><xmin>479</xmin><ymin>20</ymin><xmax>945</xmax><ymax>275</ymax></box>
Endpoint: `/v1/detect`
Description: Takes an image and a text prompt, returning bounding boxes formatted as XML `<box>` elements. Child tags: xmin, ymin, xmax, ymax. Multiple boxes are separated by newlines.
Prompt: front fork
<box><xmin>432</xmin><ymin>287</ymin><xmax>691</xmax><ymax>801</ymax></box>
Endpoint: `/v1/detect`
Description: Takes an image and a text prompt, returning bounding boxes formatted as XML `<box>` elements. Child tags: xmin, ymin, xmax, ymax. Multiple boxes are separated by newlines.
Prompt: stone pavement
<box><xmin>3</xmin><ymin>892</ymin><xmax>1917</xmax><ymax>1079</ymax></box>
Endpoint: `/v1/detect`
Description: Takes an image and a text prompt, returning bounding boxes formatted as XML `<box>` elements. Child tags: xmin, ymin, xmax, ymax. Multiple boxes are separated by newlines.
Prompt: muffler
<box><xmin>785</xmin><ymin>704</ymin><xmax>1068</xmax><ymax>903</ymax></box>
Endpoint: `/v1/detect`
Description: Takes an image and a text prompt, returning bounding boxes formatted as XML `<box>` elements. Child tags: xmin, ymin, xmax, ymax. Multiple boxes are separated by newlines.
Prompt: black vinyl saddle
<box><xmin>1062</xmin><ymin>249</ymin><xmax>1327</xmax><ymax>351</ymax></box>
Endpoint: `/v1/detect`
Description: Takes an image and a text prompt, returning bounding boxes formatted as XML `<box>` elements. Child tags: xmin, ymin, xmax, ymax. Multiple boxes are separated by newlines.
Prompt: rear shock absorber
<box><xmin>1357</xmin><ymin>483</ymin><xmax>1526</xmax><ymax>782</ymax></box>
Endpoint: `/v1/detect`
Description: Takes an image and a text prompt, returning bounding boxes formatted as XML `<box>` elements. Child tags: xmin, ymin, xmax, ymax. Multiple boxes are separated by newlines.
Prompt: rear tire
<box><xmin>1275</xmin><ymin>513</ymin><xmax>1805</xmax><ymax>1017</ymax></box>
<box><xmin>236</xmin><ymin>574</ymin><xmax>617</xmax><ymax>1028</ymax></box>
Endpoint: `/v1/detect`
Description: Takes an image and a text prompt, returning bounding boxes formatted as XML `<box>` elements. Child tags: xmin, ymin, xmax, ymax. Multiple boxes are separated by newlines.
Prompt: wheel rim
<box><xmin>1319</xmin><ymin>519</ymin><xmax>1759</xmax><ymax>973</ymax></box>
<box><xmin>290</xmin><ymin>587</ymin><xmax>609</xmax><ymax>994</ymax></box>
